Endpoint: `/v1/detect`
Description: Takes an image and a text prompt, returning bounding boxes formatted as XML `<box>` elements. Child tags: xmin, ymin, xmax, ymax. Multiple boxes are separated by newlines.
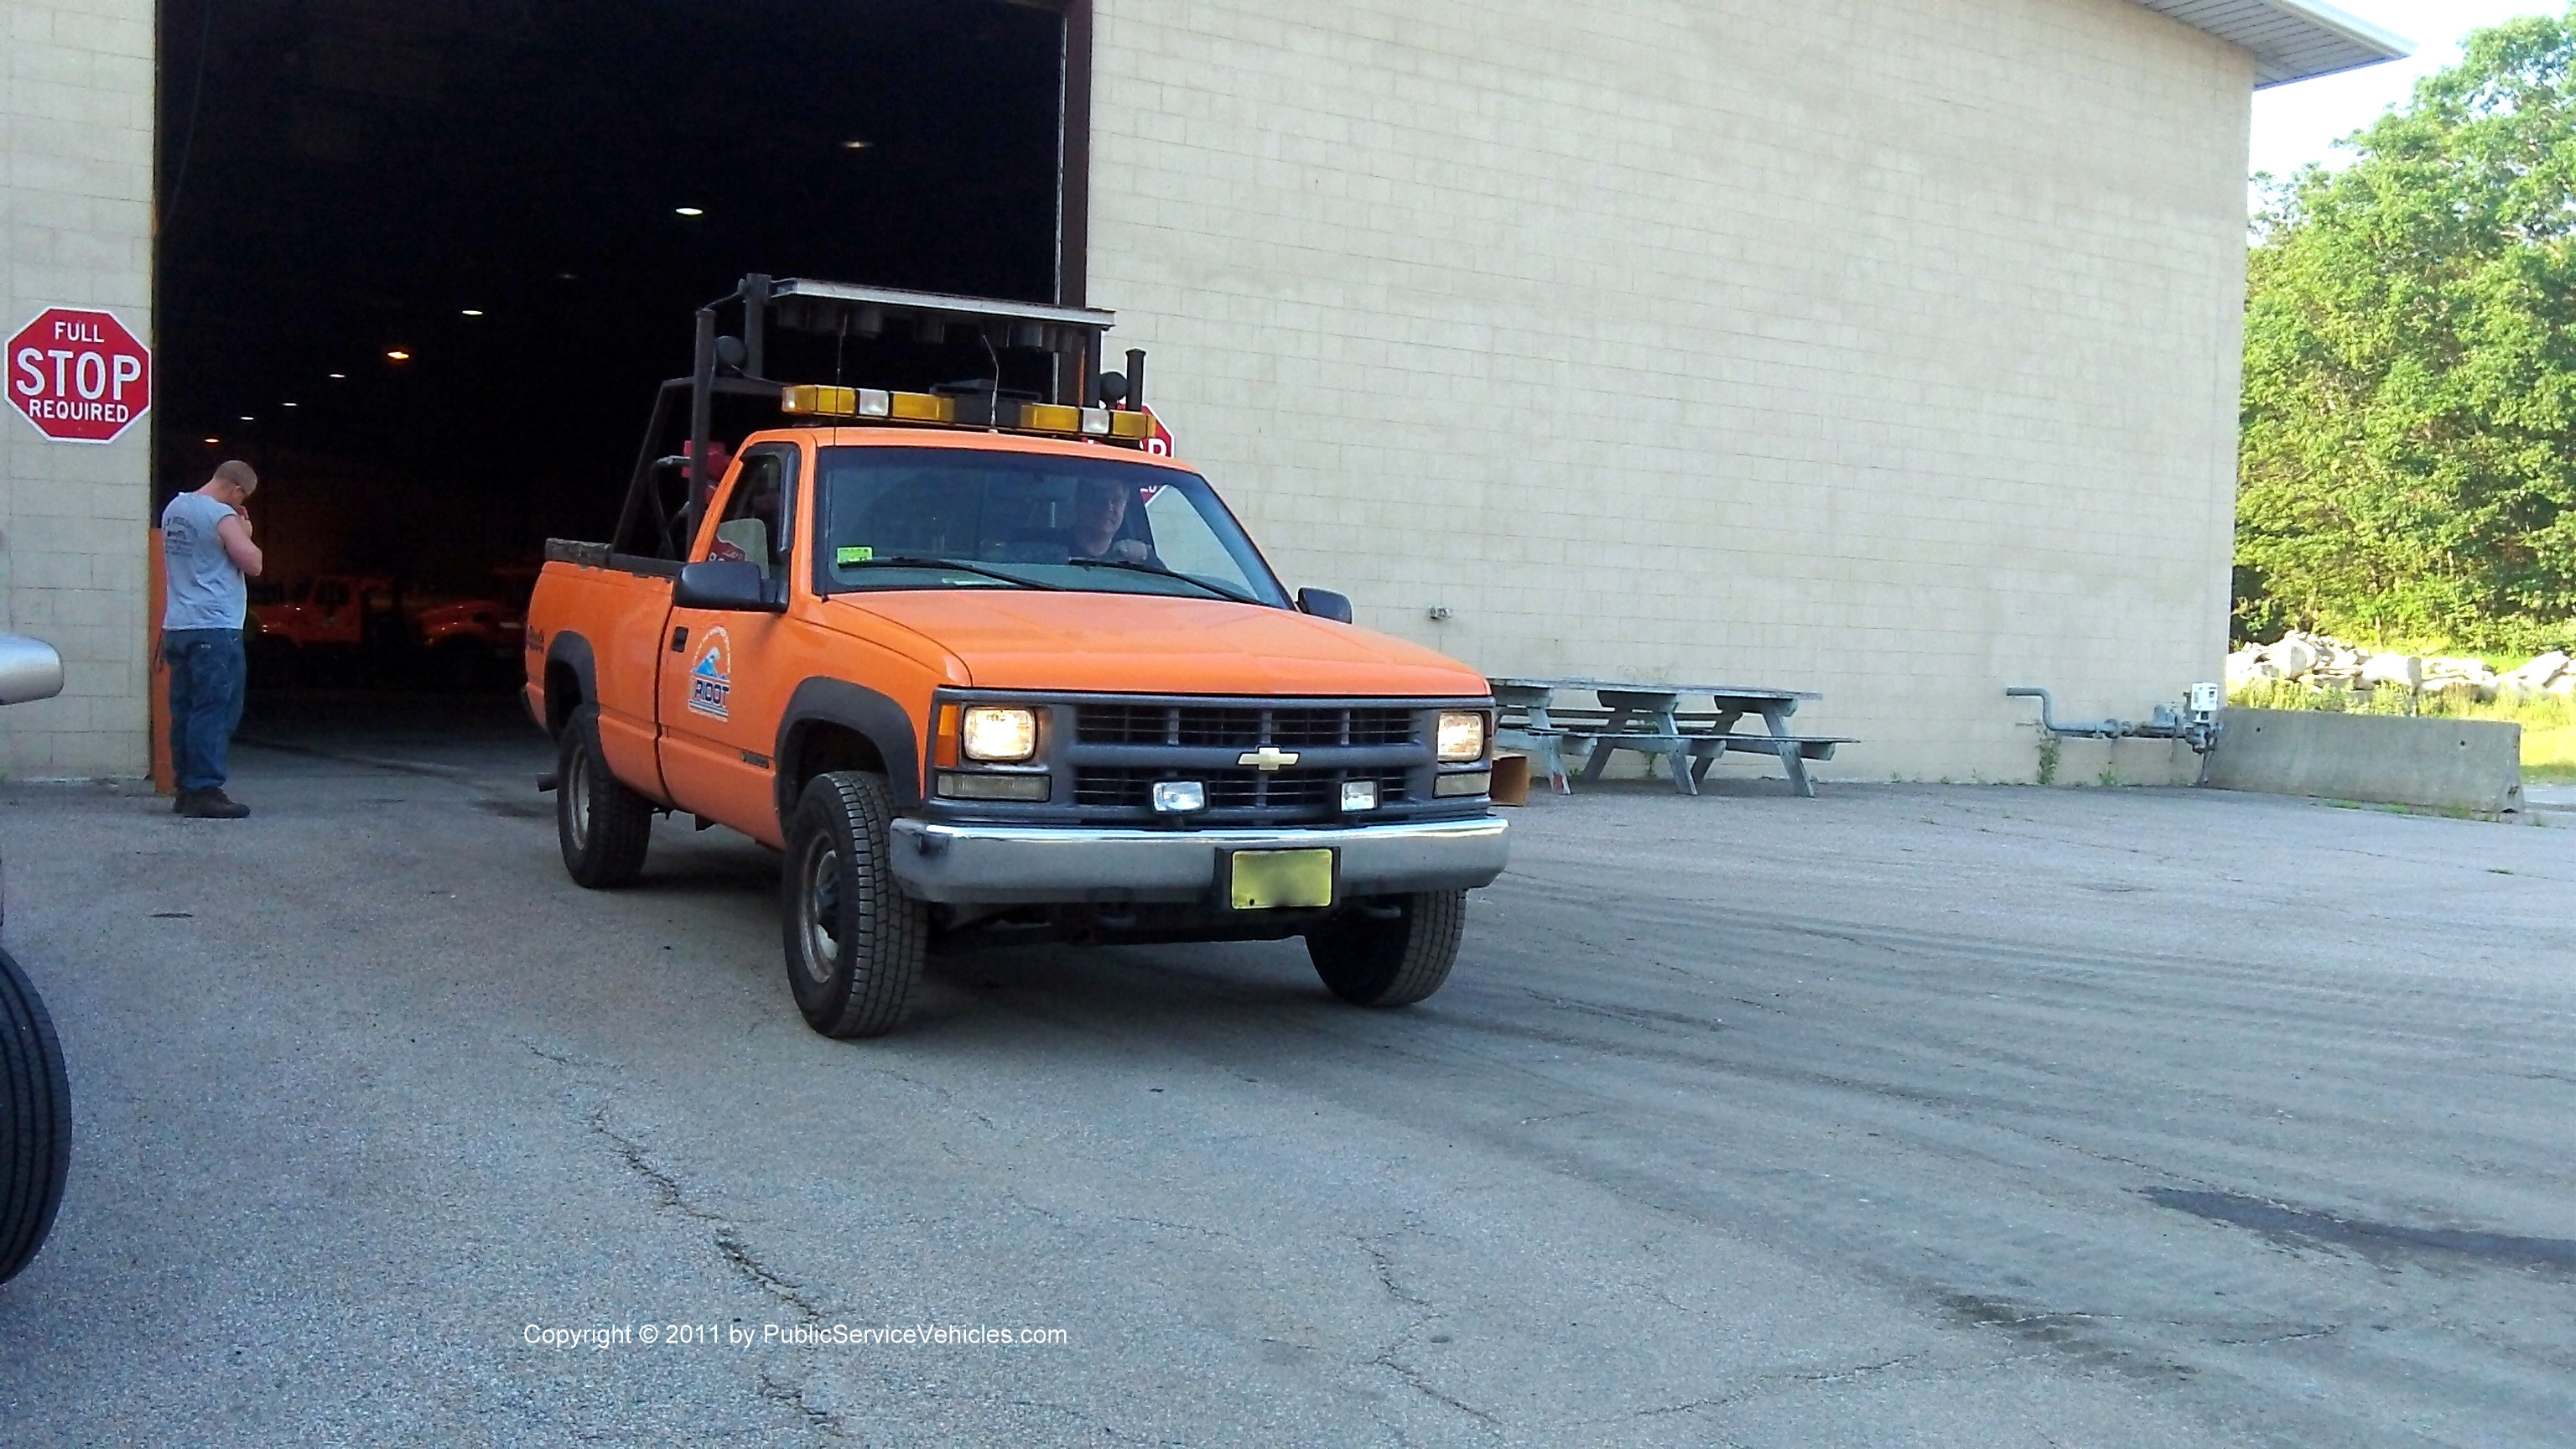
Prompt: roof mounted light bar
<box><xmin>766</xmin><ymin>278</ymin><xmax>1115</xmax><ymax>337</ymax></box>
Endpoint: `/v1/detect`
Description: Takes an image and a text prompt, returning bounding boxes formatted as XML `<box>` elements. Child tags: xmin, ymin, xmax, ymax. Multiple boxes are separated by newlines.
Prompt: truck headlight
<box><xmin>961</xmin><ymin>706</ymin><xmax>1039</xmax><ymax>762</ymax></box>
<box><xmin>1436</xmin><ymin>710</ymin><xmax>1488</xmax><ymax>762</ymax></box>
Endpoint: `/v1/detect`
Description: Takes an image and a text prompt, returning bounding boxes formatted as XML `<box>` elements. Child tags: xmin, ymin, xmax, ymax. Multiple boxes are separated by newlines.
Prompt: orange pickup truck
<box><xmin>525</xmin><ymin>278</ymin><xmax>1507</xmax><ymax>1038</ymax></box>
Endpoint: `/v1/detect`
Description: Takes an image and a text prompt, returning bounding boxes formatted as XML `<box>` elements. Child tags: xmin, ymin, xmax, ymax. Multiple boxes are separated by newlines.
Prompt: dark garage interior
<box><xmin>153</xmin><ymin>0</ymin><xmax>1074</xmax><ymax>685</ymax></box>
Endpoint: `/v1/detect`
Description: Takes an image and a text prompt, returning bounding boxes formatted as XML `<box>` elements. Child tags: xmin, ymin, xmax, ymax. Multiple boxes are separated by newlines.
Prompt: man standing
<box><xmin>161</xmin><ymin>460</ymin><xmax>263</xmax><ymax>818</ymax></box>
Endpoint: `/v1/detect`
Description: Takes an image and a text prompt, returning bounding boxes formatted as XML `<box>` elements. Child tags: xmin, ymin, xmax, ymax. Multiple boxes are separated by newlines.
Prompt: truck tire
<box><xmin>1306</xmin><ymin>891</ymin><xmax>1467</xmax><ymax>1008</ymax></box>
<box><xmin>0</xmin><ymin>947</ymin><xmax>70</xmax><ymax>1286</ymax></box>
<box><xmin>782</xmin><ymin>771</ymin><xmax>927</xmax><ymax>1039</ymax></box>
<box><xmin>556</xmin><ymin>704</ymin><xmax>653</xmax><ymax>889</ymax></box>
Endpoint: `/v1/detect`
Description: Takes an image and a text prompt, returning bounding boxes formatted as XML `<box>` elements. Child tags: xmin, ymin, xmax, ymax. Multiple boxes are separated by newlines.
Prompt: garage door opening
<box><xmin>154</xmin><ymin>0</ymin><xmax>1082</xmax><ymax>693</ymax></box>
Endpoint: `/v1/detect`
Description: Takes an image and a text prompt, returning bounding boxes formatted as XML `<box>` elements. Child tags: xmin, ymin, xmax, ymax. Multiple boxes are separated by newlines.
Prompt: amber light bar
<box><xmin>780</xmin><ymin>385</ymin><xmax>1154</xmax><ymax>442</ymax></box>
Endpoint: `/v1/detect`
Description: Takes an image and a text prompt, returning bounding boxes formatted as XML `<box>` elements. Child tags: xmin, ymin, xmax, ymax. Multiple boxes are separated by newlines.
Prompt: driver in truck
<box><xmin>1067</xmin><ymin>477</ymin><xmax>1151</xmax><ymax>564</ymax></box>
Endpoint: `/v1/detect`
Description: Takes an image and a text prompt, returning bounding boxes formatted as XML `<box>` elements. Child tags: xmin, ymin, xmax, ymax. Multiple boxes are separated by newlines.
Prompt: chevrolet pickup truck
<box><xmin>525</xmin><ymin>278</ymin><xmax>1507</xmax><ymax>1038</ymax></box>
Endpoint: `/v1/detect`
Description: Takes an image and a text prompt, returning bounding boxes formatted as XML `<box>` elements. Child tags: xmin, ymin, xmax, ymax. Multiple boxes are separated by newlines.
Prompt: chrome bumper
<box><xmin>888</xmin><ymin>815</ymin><xmax>1509</xmax><ymax>906</ymax></box>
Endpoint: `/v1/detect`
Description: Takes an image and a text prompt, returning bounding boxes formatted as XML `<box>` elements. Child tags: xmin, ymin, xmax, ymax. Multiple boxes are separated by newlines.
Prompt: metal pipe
<box><xmin>688</xmin><ymin>307</ymin><xmax>716</xmax><ymax>522</ymax></box>
<box><xmin>2007</xmin><ymin>687</ymin><xmax>2220</xmax><ymax>755</ymax></box>
<box><xmin>2005</xmin><ymin>687</ymin><xmax>2127</xmax><ymax>738</ymax></box>
<box><xmin>740</xmin><ymin>273</ymin><xmax>771</xmax><ymax>380</ymax></box>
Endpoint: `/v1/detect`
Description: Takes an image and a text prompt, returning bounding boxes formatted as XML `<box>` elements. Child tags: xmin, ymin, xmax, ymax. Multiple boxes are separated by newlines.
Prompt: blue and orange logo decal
<box><xmin>686</xmin><ymin>628</ymin><xmax>732</xmax><ymax>719</ymax></box>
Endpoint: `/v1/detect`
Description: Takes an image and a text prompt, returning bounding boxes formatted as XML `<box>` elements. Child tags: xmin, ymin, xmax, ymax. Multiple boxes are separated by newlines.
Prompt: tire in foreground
<box><xmin>782</xmin><ymin>771</ymin><xmax>929</xmax><ymax>1038</ymax></box>
<box><xmin>0</xmin><ymin>947</ymin><xmax>70</xmax><ymax>1285</ymax></box>
<box><xmin>1306</xmin><ymin>889</ymin><xmax>1467</xmax><ymax>1008</ymax></box>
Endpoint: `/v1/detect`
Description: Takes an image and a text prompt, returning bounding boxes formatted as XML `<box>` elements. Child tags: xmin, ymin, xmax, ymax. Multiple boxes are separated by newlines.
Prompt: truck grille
<box><xmin>923</xmin><ymin>693</ymin><xmax>1480</xmax><ymax>829</ymax></box>
<box><xmin>1076</xmin><ymin>704</ymin><xmax>1415</xmax><ymax>749</ymax></box>
<box><xmin>1073</xmin><ymin>767</ymin><xmax>1411</xmax><ymax>813</ymax></box>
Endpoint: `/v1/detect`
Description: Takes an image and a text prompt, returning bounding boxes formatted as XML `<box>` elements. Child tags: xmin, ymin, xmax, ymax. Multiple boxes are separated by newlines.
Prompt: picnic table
<box><xmin>1490</xmin><ymin>678</ymin><xmax>1850</xmax><ymax>797</ymax></box>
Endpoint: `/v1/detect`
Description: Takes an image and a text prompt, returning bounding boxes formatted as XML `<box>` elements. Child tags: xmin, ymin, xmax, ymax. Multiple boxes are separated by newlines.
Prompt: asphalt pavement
<box><xmin>2</xmin><ymin>698</ymin><xmax>2570</xmax><ymax>1446</ymax></box>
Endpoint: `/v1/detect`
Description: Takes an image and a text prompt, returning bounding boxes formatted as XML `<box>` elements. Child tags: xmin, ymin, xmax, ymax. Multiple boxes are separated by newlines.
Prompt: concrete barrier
<box><xmin>2203</xmin><ymin>708</ymin><xmax>2524</xmax><ymax>819</ymax></box>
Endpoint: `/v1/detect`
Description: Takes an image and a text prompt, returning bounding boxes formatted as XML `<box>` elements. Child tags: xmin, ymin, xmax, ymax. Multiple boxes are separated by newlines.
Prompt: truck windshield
<box><xmin>813</xmin><ymin>447</ymin><xmax>1291</xmax><ymax>607</ymax></box>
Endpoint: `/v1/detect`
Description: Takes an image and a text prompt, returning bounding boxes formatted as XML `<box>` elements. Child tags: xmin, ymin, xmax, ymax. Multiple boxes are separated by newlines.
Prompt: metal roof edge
<box><xmin>2133</xmin><ymin>0</ymin><xmax>2412</xmax><ymax>87</ymax></box>
<box><xmin>2261</xmin><ymin>0</ymin><xmax>2415</xmax><ymax>62</ymax></box>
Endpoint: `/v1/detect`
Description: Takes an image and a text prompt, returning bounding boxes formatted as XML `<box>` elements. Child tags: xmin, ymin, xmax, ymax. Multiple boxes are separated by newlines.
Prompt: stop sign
<box><xmin>8</xmin><ymin>307</ymin><xmax>151</xmax><ymax>445</ymax></box>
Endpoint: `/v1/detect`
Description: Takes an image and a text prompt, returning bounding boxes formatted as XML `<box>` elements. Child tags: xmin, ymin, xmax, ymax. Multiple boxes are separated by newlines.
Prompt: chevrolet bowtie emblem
<box><xmin>1237</xmin><ymin>745</ymin><xmax>1301</xmax><ymax>771</ymax></box>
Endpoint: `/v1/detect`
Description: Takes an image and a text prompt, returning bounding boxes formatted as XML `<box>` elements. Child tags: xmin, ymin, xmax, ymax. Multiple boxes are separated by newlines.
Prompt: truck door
<box><xmin>657</xmin><ymin>444</ymin><xmax>799</xmax><ymax>835</ymax></box>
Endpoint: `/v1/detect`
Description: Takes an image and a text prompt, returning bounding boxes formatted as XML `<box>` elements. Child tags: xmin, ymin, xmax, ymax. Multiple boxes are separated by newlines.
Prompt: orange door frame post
<box><xmin>148</xmin><ymin>528</ymin><xmax>173</xmax><ymax>795</ymax></box>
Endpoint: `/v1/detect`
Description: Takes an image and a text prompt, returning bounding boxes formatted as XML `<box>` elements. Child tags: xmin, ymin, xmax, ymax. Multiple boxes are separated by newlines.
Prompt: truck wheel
<box><xmin>782</xmin><ymin>771</ymin><xmax>927</xmax><ymax>1039</ymax></box>
<box><xmin>1306</xmin><ymin>891</ymin><xmax>1467</xmax><ymax>1008</ymax></box>
<box><xmin>0</xmin><ymin>947</ymin><xmax>70</xmax><ymax>1286</ymax></box>
<box><xmin>556</xmin><ymin>704</ymin><xmax>652</xmax><ymax>888</ymax></box>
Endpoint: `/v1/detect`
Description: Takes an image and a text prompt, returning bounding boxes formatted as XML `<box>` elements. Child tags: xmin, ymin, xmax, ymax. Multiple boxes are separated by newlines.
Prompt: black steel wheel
<box><xmin>556</xmin><ymin>703</ymin><xmax>653</xmax><ymax>889</ymax></box>
<box><xmin>1306</xmin><ymin>890</ymin><xmax>1467</xmax><ymax>1008</ymax></box>
<box><xmin>782</xmin><ymin>771</ymin><xmax>927</xmax><ymax>1039</ymax></box>
<box><xmin>0</xmin><ymin>946</ymin><xmax>70</xmax><ymax>1286</ymax></box>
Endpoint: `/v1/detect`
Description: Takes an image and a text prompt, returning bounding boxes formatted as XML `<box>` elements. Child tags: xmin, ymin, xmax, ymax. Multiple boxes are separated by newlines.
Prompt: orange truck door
<box><xmin>656</xmin><ymin>444</ymin><xmax>799</xmax><ymax>841</ymax></box>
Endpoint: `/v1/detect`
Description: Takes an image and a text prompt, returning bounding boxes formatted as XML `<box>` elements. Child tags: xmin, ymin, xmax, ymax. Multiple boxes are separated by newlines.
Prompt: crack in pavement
<box><xmin>584</xmin><ymin>1105</ymin><xmax>827</xmax><ymax>1321</ymax></box>
<box><xmin>757</xmin><ymin>1368</ymin><xmax>852</xmax><ymax>1441</ymax></box>
<box><xmin>523</xmin><ymin>1042</ymin><xmax>848</xmax><ymax>1446</ymax></box>
<box><xmin>1354</xmin><ymin>1225</ymin><xmax>1501</xmax><ymax>1436</ymax></box>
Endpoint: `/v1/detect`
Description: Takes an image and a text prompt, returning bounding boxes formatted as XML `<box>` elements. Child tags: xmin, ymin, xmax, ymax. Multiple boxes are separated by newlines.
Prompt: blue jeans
<box><xmin>164</xmin><ymin>629</ymin><xmax>247</xmax><ymax>793</ymax></box>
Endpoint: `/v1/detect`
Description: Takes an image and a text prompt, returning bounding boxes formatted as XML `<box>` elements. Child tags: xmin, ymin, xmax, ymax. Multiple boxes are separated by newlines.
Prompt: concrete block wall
<box><xmin>1086</xmin><ymin>0</ymin><xmax>2255</xmax><ymax>782</ymax></box>
<box><xmin>2</xmin><ymin>0</ymin><xmax>155</xmax><ymax>778</ymax></box>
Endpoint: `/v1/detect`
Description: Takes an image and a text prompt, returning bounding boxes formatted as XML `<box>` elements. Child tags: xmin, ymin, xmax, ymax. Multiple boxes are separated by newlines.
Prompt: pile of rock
<box><xmin>2225</xmin><ymin>632</ymin><xmax>2576</xmax><ymax>704</ymax></box>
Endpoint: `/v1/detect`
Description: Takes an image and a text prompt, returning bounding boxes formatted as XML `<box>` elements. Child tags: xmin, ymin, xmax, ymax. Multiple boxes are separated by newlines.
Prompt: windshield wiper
<box><xmin>1055</xmin><ymin>557</ymin><xmax>1259</xmax><ymax>604</ymax></box>
<box><xmin>836</xmin><ymin>556</ymin><xmax>1066</xmax><ymax>591</ymax></box>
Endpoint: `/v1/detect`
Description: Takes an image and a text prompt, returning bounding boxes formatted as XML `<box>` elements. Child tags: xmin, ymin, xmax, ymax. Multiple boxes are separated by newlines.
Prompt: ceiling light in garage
<box><xmin>674</xmin><ymin>206</ymin><xmax>704</xmax><ymax>217</ymax></box>
<box><xmin>282</xmin><ymin>402</ymin><xmax>298</xmax><ymax>408</ymax></box>
<box><xmin>460</xmin><ymin>309</ymin><xmax>484</xmax><ymax>317</ymax></box>
<box><xmin>842</xmin><ymin>139</ymin><xmax>872</xmax><ymax>150</ymax></box>
<box><xmin>238</xmin><ymin>415</ymin><xmax>253</xmax><ymax>422</ymax></box>
<box><xmin>328</xmin><ymin>371</ymin><xmax>347</xmax><ymax>380</ymax></box>
<box><xmin>201</xmin><ymin>435</ymin><xmax>219</xmax><ymax>444</ymax></box>
<box><xmin>386</xmin><ymin>350</ymin><xmax>411</xmax><ymax>361</ymax></box>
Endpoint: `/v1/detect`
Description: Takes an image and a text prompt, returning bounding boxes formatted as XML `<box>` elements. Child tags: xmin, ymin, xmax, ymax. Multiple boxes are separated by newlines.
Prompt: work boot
<box><xmin>172</xmin><ymin>789</ymin><xmax>193</xmax><ymax>814</ymax></box>
<box><xmin>179</xmin><ymin>788</ymin><xmax>250</xmax><ymax>819</ymax></box>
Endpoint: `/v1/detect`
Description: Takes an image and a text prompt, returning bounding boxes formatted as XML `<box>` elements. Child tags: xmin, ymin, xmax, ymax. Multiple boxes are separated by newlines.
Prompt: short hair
<box><xmin>213</xmin><ymin>460</ymin><xmax>258</xmax><ymax>494</ymax></box>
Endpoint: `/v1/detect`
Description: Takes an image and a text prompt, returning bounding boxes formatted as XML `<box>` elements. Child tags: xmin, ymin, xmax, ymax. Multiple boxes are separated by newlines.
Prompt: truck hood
<box><xmin>823</xmin><ymin>591</ymin><xmax>1490</xmax><ymax>697</ymax></box>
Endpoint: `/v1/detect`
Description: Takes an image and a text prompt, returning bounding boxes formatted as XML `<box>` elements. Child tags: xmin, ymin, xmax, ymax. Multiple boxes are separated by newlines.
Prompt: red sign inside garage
<box><xmin>8</xmin><ymin>307</ymin><xmax>152</xmax><ymax>444</ymax></box>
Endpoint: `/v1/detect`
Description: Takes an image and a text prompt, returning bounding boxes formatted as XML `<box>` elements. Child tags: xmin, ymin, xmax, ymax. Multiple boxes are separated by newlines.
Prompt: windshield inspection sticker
<box><xmin>836</xmin><ymin>546</ymin><xmax>873</xmax><ymax>565</ymax></box>
<box><xmin>687</xmin><ymin>629</ymin><xmax>731</xmax><ymax>720</ymax></box>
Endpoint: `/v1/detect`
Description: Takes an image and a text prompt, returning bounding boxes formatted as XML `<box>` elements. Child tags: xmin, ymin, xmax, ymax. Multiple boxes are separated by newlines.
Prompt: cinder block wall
<box><xmin>1086</xmin><ymin>0</ymin><xmax>2253</xmax><ymax>782</ymax></box>
<box><xmin>1</xmin><ymin>0</ymin><xmax>155</xmax><ymax>778</ymax></box>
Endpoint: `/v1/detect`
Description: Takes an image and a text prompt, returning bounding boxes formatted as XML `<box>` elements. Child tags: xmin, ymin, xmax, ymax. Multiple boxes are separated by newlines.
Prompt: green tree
<box><xmin>2240</xmin><ymin>9</ymin><xmax>2576</xmax><ymax>650</ymax></box>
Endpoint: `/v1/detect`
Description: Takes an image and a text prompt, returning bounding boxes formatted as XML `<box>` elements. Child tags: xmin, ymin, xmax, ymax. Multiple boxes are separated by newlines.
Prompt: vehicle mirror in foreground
<box><xmin>0</xmin><ymin>636</ymin><xmax>65</xmax><ymax>707</ymax></box>
<box><xmin>674</xmin><ymin>560</ymin><xmax>787</xmax><ymax>614</ymax></box>
<box><xmin>1296</xmin><ymin>588</ymin><xmax>1353</xmax><ymax>624</ymax></box>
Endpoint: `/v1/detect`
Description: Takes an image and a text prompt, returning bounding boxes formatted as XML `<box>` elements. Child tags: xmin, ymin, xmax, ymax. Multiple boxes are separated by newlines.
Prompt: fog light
<box><xmin>937</xmin><ymin>771</ymin><xmax>1049</xmax><ymax>802</ymax></box>
<box><xmin>1433</xmin><ymin>771</ymin><xmax>1491</xmax><ymax>797</ymax></box>
<box><xmin>961</xmin><ymin>706</ymin><xmax>1039</xmax><ymax>762</ymax></box>
<box><xmin>1339</xmin><ymin>779</ymin><xmax>1379</xmax><ymax>812</ymax></box>
<box><xmin>1152</xmin><ymin>780</ymin><xmax>1206</xmax><ymax>813</ymax></box>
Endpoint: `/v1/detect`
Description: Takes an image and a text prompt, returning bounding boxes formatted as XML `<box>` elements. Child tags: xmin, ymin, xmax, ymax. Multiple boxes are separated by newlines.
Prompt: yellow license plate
<box><xmin>1229</xmin><ymin>849</ymin><xmax>1336</xmax><ymax>910</ymax></box>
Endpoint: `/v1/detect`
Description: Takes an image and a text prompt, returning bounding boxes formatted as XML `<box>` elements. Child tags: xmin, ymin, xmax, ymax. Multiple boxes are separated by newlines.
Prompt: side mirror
<box><xmin>1296</xmin><ymin>588</ymin><xmax>1353</xmax><ymax>624</ymax></box>
<box><xmin>674</xmin><ymin>559</ymin><xmax>786</xmax><ymax>614</ymax></box>
<box><xmin>0</xmin><ymin>636</ymin><xmax>64</xmax><ymax>707</ymax></box>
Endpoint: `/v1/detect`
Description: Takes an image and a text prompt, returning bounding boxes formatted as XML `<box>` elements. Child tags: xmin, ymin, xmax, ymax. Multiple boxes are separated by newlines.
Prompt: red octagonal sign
<box><xmin>8</xmin><ymin>307</ymin><xmax>152</xmax><ymax>444</ymax></box>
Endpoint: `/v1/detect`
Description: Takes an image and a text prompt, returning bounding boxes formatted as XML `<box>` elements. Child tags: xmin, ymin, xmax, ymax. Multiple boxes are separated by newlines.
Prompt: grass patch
<box><xmin>2228</xmin><ymin>679</ymin><xmax>2576</xmax><ymax>778</ymax></box>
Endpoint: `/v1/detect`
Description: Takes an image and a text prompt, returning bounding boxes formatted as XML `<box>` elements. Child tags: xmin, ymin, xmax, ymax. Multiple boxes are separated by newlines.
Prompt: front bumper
<box><xmin>888</xmin><ymin>815</ymin><xmax>1509</xmax><ymax>906</ymax></box>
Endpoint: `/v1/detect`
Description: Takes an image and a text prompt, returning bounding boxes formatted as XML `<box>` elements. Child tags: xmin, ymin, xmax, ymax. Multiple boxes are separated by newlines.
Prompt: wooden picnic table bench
<box><xmin>1491</xmin><ymin>678</ymin><xmax>1849</xmax><ymax>797</ymax></box>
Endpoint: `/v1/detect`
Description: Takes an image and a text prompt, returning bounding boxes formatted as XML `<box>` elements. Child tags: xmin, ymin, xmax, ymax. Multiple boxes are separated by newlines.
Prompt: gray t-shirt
<box><xmin>161</xmin><ymin>491</ymin><xmax>247</xmax><ymax>631</ymax></box>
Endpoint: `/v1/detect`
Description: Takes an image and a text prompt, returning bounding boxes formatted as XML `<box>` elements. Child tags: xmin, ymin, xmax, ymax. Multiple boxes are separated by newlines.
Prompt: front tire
<box><xmin>0</xmin><ymin>947</ymin><xmax>70</xmax><ymax>1285</ymax></box>
<box><xmin>556</xmin><ymin>704</ymin><xmax>653</xmax><ymax>889</ymax></box>
<box><xmin>1306</xmin><ymin>891</ymin><xmax>1467</xmax><ymax>1007</ymax></box>
<box><xmin>782</xmin><ymin>771</ymin><xmax>927</xmax><ymax>1038</ymax></box>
